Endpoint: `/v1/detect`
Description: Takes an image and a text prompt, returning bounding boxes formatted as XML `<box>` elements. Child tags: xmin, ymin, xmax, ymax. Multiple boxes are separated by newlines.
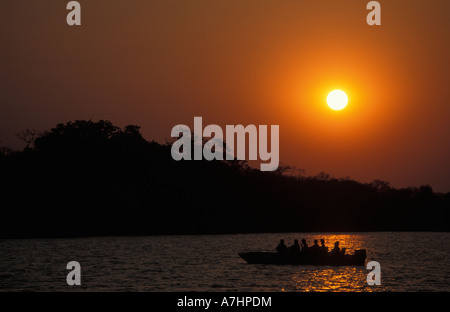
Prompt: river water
<box><xmin>0</xmin><ymin>232</ymin><xmax>449</xmax><ymax>291</ymax></box>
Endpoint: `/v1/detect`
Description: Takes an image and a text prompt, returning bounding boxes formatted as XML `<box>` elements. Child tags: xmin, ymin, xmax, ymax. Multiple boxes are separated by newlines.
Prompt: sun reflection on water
<box><xmin>284</xmin><ymin>267</ymin><xmax>376</xmax><ymax>292</ymax></box>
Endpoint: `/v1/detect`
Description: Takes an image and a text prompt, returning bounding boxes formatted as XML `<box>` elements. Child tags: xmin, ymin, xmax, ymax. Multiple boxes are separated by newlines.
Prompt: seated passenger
<box><xmin>276</xmin><ymin>239</ymin><xmax>288</xmax><ymax>254</ymax></box>
<box><xmin>320</xmin><ymin>239</ymin><xmax>328</xmax><ymax>254</ymax></box>
<box><xmin>301</xmin><ymin>239</ymin><xmax>309</xmax><ymax>253</ymax></box>
<box><xmin>331</xmin><ymin>241</ymin><xmax>340</xmax><ymax>255</ymax></box>
<box><xmin>309</xmin><ymin>239</ymin><xmax>320</xmax><ymax>254</ymax></box>
<box><xmin>289</xmin><ymin>239</ymin><xmax>301</xmax><ymax>255</ymax></box>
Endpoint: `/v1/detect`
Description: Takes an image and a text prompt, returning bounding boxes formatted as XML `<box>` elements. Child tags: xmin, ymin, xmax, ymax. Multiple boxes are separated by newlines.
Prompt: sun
<box><xmin>327</xmin><ymin>90</ymin><xmax>348</xmax><ymax>110</ymax></box>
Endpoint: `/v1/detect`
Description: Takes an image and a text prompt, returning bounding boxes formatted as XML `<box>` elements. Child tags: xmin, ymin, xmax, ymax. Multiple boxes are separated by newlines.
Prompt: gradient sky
<box><xmin>1</xmin><ymin>0</ymin><xmax>449</xmax><ymax>192</ymax></box>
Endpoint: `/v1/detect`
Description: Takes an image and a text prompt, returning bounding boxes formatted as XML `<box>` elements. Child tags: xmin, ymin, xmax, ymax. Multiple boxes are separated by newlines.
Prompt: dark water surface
<box><xmin>1</xmin><ymin>232</ymin><xmax>449</xmax><ymax>291</ymax></box>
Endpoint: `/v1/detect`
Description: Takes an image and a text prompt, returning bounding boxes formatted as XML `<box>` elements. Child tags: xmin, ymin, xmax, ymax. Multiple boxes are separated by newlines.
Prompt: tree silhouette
<box><xmin>370</xmin><ymin>179</ymin><xmax>391</xmax><ymax>192</ymax></box>
<box><xmin>0</xmin><ymin>119</ymin><xmax>448</xmax><ymax>238</ymax></box>
<box><xmin>16</xmin><ymin>129</ymin><xmax>44</xmax><ymax>150</ymax></box>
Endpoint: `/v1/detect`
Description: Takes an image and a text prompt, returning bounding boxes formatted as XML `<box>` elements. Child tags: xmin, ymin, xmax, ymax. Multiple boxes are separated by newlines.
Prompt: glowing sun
<box><xmin>327</xmin><ymin>90</ymin><xmax>348</xmax><ymax>110</ymax></box>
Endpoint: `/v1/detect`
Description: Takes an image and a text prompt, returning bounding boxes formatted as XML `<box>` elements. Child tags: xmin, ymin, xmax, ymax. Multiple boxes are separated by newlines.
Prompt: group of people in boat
<box><xmin>276</xmin><ymin>239</ymin><xmax>345</xmax><ymax>256</ymax></box>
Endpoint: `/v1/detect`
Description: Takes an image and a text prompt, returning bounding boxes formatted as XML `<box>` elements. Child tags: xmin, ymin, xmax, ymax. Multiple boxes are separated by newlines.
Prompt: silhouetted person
<box><xmin>320</xmin><ymin>239</ymin><xmax>328</xmax><ymax>254</ymax></box>
<box><xmin>276</xmin><ymin>239</ymin><xmax>288</xmax><ymax>254</ymax></box>
<box><xmin>301</xmin><ymin>239</ymin><xmax>308</xmax><ymax>252</ymax></box>
<box><xmin>331</xmin><ymin>241</ymin><xmax>340</xmax><ymax>256</ymax></box>
<box><xmin>289</xmin><ymin>239</ymin><xmax>301</xmax><ymax>255</ymax></box>
<box><xmin>310</xmin><ymin>239</ymin><xmax>320</xmax><ymax>254</ymax></box>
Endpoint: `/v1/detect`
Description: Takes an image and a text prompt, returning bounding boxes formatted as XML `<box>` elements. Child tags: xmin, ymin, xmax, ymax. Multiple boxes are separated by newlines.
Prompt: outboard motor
<box><xmin>354</xmin><ymin>249</ymin><xmax>367</xmax><ymax>265</ymax></box>
<box><xmin>355</xmin><ymin>249</ymin><xmax>366</xmax><ymax>257</ymax></box>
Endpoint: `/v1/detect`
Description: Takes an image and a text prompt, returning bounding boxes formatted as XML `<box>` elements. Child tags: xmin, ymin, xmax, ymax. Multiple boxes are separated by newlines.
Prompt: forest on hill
<box><xmin>0</xmin><ymin>120</ymin><xmax>448</xmax><ymax>238</ymax></box>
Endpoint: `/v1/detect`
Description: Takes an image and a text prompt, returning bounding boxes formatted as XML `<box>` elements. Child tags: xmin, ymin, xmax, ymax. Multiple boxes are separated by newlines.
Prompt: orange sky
<box><xmin>1</xmin><ymin>0</ymin><xmax>449</xmax><ymax>192</ymax></box>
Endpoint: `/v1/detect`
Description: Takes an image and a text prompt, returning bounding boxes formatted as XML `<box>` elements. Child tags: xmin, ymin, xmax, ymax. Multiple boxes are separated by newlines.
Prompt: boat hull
<box><xmin>239</xmin><ymin>250</ymin><xmax>366</xmax><ymax>266</ymax></box>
